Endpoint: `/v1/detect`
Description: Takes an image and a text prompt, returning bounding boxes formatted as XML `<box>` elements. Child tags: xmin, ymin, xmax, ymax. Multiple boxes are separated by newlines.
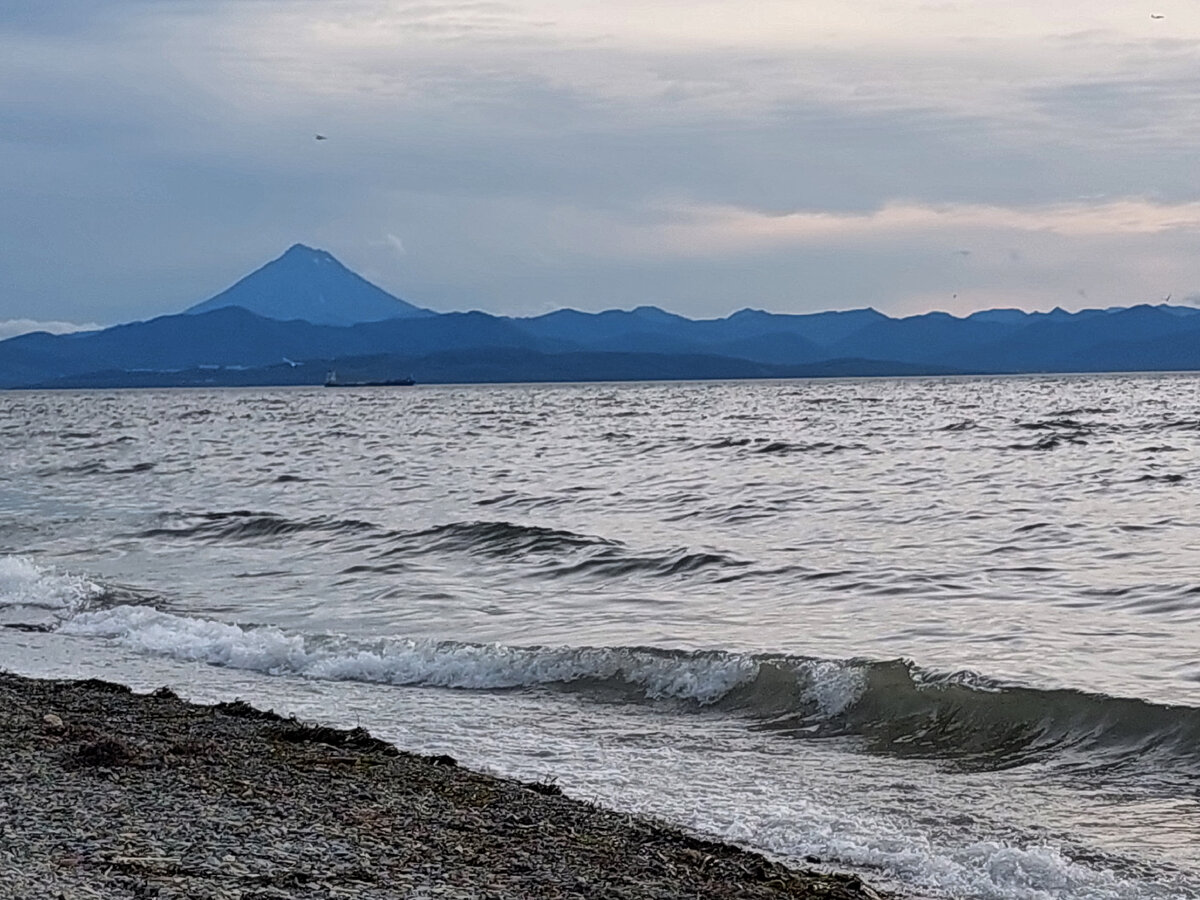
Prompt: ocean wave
<box><xmin>1006</xmin><ymin>435</ymin><xmax>1087</xmax><ymax>451</ymax></box>
<box><xmin>50</xmin><ymin>600</ymin><xmax>1200</xmax><ymax>777</ymax></box>
<box><xmin>751</xmin><ymin>440</ymin><xmax>868</xmax><ymax>455</ymax></box>
<box><xmin>1051</xmin><ymin>406</ymin><xmax>1116</xmax><ymax>417</ymax></box>
<box><xmin>0</xmin><ymin>555</ymin><xmax>103</xmax><ymax>612</ymax></box>
<box><xmin>1016</xmin><ymin>418</ymin><xmax>1094</xmax><ymax>432</ymax></box>
<box><xmin>41</xmin><ymin>460</ymin><xmax>155</xmax><ymax>476</ymax></box>
<box><xmin>137</xmin><ymin>510</ymin><xmax>378</xmax><ymax>542</ymax></box>
<box><xmin>758</xmin><ymin>660</ymin><xmax>1200</xmax><ymax>774</ymax></box>
<box><xmin>59</xmin><ymin>606</ymin><xmax>765</xmax><ymax>704</ymax></box>
<box><xmin>391</xmin><ymin>521</ymin><xmax>615</xmax><ymax>557</ymax></box>
<box><xmin>380</xmin><ymin>521</ymin><xmax>750</xmax><ymax>580</ymax></box>
<box><xmin>137</xmin><ymin>513</ymin><xmax>613</xmax><ymax>559</ymax></box>
<box><xmin>126</xmin><ymin>513</ymin><xmax>748</xmax><ymax>582</ymax></box>
<box><xmin>544</xmin><ymin>547</ymin><xmax>746</xmax><ymax>579</ymax></box>
<box><xmin>702</xmin><ymin>437</ymin><xmax>869</xmax><ymax>455</ymax></box>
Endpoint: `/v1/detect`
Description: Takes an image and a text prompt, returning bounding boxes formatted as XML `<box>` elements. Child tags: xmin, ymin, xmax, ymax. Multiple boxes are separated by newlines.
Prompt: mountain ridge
<box><xmin>5</xmin><ymin>245</ymin><xmax>1200</xmax><ymax>388</ymax></box>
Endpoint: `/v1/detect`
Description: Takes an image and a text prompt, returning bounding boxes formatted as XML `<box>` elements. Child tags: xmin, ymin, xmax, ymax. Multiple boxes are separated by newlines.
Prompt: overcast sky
<box><xmin>4</xmin><ymin>0</ymin><xmax>1200</xmax><ymax>332</ymax></box>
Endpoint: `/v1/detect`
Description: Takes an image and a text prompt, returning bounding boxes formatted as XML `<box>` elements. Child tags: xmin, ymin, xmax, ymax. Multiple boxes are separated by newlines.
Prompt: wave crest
<box><xmin>138</xmin><ymin>511</ymin><xmax>377</xmax><ymax>542</ymax></box>
<box><xmin>0</xmin><ymin>555</ymin><xmax>103</xmax><ymax>612</ymax></box>
<box><xmin>54</xmin><ymin>602</ymin><xmax>1200</xmax><ymax>777</ymax></box>
<box><xmin>395</xmin><ymin>521</ymin><xmax>616</xmax><ymax>557</ymax></box>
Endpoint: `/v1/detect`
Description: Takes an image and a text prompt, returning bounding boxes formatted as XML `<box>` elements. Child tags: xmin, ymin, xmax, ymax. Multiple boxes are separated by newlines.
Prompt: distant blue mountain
<box><xmin>962</xmin><ymin>304</ymin><xmax>1200</xmax><ymax>372</ymax></box>
<box><xmin>517</xmin><ymin>306</ymin><xmax>693</xmax><ymax>344</ymax></box>
<box><xmin>0</xmin><ymin>306</ymin><xmax>577</xmax><ymax>388</ymax></box>
<box><xmin>511</xmin><ymin>306</ymin><xmax>886</xmax><ymax>362</ymax></box>
<box><xmin>5</xmin><ymin>244</ymin><xmax>1200</xmax><ymax>388</ymax></box>
<box><xmin>701</xmin><ymin>308</ymin><xmax>888</xmax><ymax>346</ymax></box>
<box><xmin>185</xmin><ymin>244</ymin><xmax>432</xmax><ymax>326</ymax></box>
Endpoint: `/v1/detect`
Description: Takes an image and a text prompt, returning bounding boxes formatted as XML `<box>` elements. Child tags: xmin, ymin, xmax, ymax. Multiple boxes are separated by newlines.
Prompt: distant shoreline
<box><xmin>9</xmin><ymin>365</ymin><xmax>1200</xmax><ymax>391</ymax></box>
<box><xmin>0</xmin><ymin>671</ymin><xmax>893</xmax><ymax>899</ymax></box>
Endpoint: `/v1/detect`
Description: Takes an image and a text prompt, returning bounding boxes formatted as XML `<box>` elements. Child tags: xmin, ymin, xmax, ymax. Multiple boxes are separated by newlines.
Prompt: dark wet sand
<box><xmin>0</xmin><ymin>671</ymin><xmax>896</xmax><ymax>899</ymax></box>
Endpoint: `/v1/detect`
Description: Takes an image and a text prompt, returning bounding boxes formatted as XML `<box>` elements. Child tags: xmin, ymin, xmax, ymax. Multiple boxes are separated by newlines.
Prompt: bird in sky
<box><xmin>1151</xmin><ymin>13</ymin><xmax>1164</xmax><ymax>18</ymax></box>
<box><xmin>315</xmin><ymin>134</ymin><xmax>327</xmax><ymax>140</ymax></box>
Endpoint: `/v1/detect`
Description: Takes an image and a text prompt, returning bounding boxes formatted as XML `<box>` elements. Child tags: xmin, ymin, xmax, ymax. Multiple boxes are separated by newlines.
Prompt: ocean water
<box><xmin>3</xmin><ymin>376</ymin><xmax>1200</xmax><ymax>899</ymax></box>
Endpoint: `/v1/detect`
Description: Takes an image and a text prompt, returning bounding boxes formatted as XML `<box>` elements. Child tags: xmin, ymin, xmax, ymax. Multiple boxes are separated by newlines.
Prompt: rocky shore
<box><xmin>0</xmin><ymin>671</ymin><xmax>895</xmax><ymax>899</ymax></box>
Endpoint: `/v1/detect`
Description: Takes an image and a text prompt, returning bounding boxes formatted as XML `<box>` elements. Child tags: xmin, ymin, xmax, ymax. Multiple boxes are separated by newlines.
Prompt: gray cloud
<box><xmin>3</xmin><ymin>0</ymin><xmax>1200</xmax><ymax>324</ymax></box>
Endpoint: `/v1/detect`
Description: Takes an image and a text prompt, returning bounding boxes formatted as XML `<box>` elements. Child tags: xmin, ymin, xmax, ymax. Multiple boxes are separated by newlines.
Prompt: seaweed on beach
<box><xmin>73</xmin><ymin>735</ymin><xmax>140</xmax><ymax>768</ymax></box>
<box><xmin>268</xmin><ymin>720</ymin><xmax>400</xmax><ymax>756</ymax></box>
<box><xmin>209</xmin><ymin>698</ymin><xmax>282</xmax><ymax>720</ymax></box>
<box><xmin>526</xmin><ymin>775</ymin><xmax>563</xmax><ymax>796</ymax></box>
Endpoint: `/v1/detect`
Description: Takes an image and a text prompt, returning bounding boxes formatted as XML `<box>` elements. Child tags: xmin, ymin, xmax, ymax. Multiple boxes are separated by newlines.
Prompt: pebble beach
<box><xmin>0</xmin><ymin>672</ymin><xmax>892</xmax><ymax>900</ymax></box>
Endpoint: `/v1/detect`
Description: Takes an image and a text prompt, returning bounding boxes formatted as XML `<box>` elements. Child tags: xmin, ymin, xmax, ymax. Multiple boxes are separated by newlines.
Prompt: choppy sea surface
<box><xmin>3</xmin><ymin>376</ymin><xmax>1200</xmax><ymax>900</ymax></box>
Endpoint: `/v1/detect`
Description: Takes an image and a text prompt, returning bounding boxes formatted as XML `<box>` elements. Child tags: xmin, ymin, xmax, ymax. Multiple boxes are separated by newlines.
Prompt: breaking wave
<box><xmin>9</xmin><ymin>553</ymin><xmax>1200</xmax><ymax>784</ymax></box>
<box><xmin>0</xmin><ymin>555</ymin><xmax>103</xmax><ymax>612</ymax></box>
<box><xmin>42</xmin><ymin>594</ymin><xmax>1200</xmax><ymax>779</ymax></box>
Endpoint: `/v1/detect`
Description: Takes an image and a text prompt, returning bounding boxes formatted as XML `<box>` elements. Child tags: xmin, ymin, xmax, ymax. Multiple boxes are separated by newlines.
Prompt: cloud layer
<box><xmin>3</xmin><ymin>0</ymin><xmax>1200</xmax><ymax>322</ymax></box>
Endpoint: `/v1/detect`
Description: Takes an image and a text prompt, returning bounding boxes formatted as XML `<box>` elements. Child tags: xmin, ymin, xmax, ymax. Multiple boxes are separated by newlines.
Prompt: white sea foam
<box><xmin>0</xmin><ymin>555</ymin><xmax>102</xmax><ymax>612</ymax></box>
<box><xmin>724</xmin><ymin>807</ymin><xmax>1172</xmax><ymax>900</ymax></box>
<box><xmin>552</xmin><ymin>730</ymin><xmax>1189</xmax><ymax>900</ymax></box>
<box><xmin>59</xmin><ymin>605</ymin><xmax>761</xmax><ymax>701</ymax></box>
<box><xmin>799</xmin><ymin>658</ymin><xmax>866</xmax><ymax>717</ymax></box>
<box><xmin>823</xmin><ymin>832</ymin><xmax>1160</xmax><ymax>900</ymax></box>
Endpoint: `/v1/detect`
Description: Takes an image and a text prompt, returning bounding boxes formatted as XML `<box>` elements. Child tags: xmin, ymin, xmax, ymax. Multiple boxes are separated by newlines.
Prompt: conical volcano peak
<box><xmin>281</xmin><ymin>243</ymin><xmax>335</xmax><ymax>262</ymax></box>
<box><xmin>184</xmin><ymin>244</ymin><xmax>432</xmax><ymax>326</ymax></box>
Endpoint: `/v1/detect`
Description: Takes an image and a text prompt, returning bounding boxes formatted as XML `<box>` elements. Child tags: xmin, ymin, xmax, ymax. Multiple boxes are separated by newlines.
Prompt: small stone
<box><xmin>42</xmin><ymin>713</ymin><xmax>64</xmax><ymax>731</ymax></box>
